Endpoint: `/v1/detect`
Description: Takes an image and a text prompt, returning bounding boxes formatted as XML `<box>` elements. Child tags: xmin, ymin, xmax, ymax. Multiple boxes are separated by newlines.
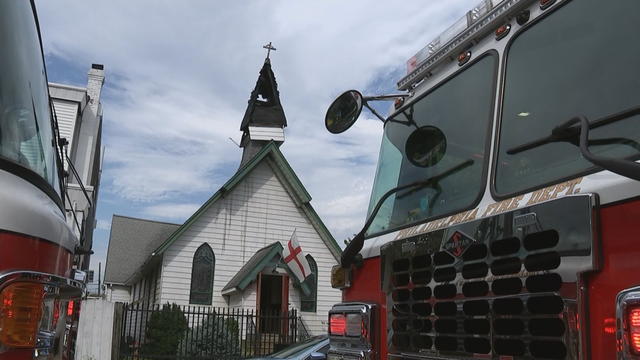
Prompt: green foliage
<box><xmin>181</xmin><ymin>313</ymin><xmax>241</xmax><ymax>359</ymax></box>
<box><xmin>143</xmin><ymin>303</ymin><xmax>188</xmax><ymax>357</ymax></box>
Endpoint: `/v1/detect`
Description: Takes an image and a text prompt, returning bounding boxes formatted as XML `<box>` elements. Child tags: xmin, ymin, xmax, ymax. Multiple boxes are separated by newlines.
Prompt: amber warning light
<box><xmin>0</xmin><ymin>282</ymin><xmax>45</xmax><ymax>348</ymax></box>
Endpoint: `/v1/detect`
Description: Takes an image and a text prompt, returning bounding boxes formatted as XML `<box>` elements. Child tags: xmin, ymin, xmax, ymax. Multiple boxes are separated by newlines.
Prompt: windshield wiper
<box><xmin>341</xmin><ymin>159</ymin><xmax>474</xmax><ymax>268</ymax></box>
<box><xmin>506</xmin><ymin>105</ymin><xmax>640</xmax><ymax>181</ymax></box>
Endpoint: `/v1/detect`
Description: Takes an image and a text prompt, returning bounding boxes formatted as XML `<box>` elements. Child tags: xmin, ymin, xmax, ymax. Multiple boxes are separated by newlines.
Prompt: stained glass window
<box><xmin>301</xmin><ymin>255</ymin><xmax>317</xmax><ymax>312</ymax></box>
<box><xmin>189</xmin><ymin>243</ymin><xmax>215</xmax><ymax>305</ymax></box>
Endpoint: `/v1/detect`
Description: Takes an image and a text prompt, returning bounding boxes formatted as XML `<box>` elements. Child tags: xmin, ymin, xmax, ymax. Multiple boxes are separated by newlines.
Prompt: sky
<box><xmin>36</xmin><ymin>0</ymin><xmax>479</xmax><ymax>277</ymax></box>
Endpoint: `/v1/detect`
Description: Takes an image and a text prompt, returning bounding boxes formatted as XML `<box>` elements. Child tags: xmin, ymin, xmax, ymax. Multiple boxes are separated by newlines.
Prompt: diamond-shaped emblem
<box><xmin>443</xmin><ymin>230</ymin><xmax>475</xmax><ymax>258</ymax></box>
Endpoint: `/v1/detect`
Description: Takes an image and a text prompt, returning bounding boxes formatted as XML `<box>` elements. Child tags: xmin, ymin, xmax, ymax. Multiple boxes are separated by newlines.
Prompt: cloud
<box><xmin>36</xmin><ymin>0</ymin><xmax>480</xmax><ymax>262</ymax></box>
<box><xmin>95</xmin><ymin>219</ymin><xmax>111</xmax><ymax>231</ymax></box>
<box><xmin>142</xmin><ymin>203</ymin><xmax>201</xmax><ymax>222</ymax></box>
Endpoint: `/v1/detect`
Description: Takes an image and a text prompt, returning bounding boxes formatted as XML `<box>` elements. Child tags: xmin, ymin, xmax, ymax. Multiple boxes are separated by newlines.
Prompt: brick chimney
<box><xmin>86</xmin><ymin>64</ymin><xmax>105</xmax><ymax>114</ymax></box>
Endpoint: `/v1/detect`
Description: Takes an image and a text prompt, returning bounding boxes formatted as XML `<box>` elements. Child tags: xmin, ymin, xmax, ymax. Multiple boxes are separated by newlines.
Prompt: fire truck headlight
<box><xmin>0</xmin><ymin>282</ymin><xmax>45</xmax><ymax>347</ymax></box>
<box><xmin>329</xmin><ymin>303</ymin><xmax>376</xmax><ymax>359</ymax></box>
<box><xmin>345</xmin><ymin>314</ymin><xmax>365</xmax><ymax>337</ymax></box>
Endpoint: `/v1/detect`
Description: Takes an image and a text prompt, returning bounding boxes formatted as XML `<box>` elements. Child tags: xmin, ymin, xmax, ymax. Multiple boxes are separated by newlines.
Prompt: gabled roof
<box><xmin>152</xmin><ymin>141</ymin><xmax>341</xmax><ymax>261</ymax></box>
<box><xmin>104</xmin><ymin>215</ymin><xmax>180</xmax><ymax>284</ymax></box>
<box><xmin>221</xmin><ymin>242</ymin><xmax>283</xmax><ymax>294</ymax></box>
<box><xmin>221</xmin><ymin>242</ymin><xmax>313</xmax><ymax>296</ymax></box>
<box><xmin>240</xmin><ymin>59</ymin><xmax>287</xmax><ymax>131</ymax></box>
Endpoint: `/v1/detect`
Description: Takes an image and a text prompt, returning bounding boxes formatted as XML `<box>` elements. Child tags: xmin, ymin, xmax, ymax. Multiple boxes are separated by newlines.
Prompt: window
<box><xmin>189</xmin><ymin>243</ymin><xmax>215</xmax><ymax>305</ymax></box>
<box><xmin>0</xmin><ymin>2</ymin><xmax>60</xmax><ymax>192</ymax></box>
<box><xmin>366</xmin><ymin>54</ymin><xmax>497</xmax><ymax>236</ymax></box>
<box><xmin>495</xmin><ymin>0</ymin><xmax>640</xmax><ymax>195</ymax></box>
<box><xmin>301</xmin><ymin>255</ymin><xmax>317</xmax><ymax>312</ymax></box>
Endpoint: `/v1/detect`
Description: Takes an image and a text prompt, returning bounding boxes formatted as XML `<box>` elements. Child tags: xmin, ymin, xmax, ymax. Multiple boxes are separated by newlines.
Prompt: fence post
<box><xmin>111</xmin><ymin>303</ymin><xmax>124</xmax><ymax>360</ymax></box>
<box><xmin>293</xmin><ymin>308</ymin><xmax>298</xmax><ymax>343</ymax></box>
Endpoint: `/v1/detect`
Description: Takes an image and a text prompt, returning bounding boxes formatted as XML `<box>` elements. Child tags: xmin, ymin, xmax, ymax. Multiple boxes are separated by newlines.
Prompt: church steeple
<box><xmin>239</xmin><ymin>45</ymin><xmax>287</xmax><ymax>167</ymax></box>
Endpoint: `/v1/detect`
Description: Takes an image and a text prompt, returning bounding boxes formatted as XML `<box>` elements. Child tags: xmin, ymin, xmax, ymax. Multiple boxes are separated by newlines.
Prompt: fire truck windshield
<box><xmin>366</xmin><ymin>54</ymin><xmax>496</xmax><ymax>237</ymax></box>
<box><xmin>495</xmin><ymin>0</ymin><xmax>640</xmax><ymax>196</ymax></box>
<box><xmin>0</xmin><ymin>1</ymin><xmax>60</xmax><ymax>192</ymax></box>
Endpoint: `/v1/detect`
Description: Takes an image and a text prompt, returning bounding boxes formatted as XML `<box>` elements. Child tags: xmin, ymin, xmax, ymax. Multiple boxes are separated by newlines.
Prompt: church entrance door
<box><xmin>256</xmin><ymin>273</ymin><xmax>289</xmax><ymax>333</ymax></box>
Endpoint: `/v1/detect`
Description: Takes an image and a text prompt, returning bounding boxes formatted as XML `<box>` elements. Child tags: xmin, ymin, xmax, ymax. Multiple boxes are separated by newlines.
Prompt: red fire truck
<box><xmin>0</xmin><ymin>1</ymin><xmax>84</xmax><ymax>359</ymax></box>
<box><xmin>324</xmin><ymin>0</ymin><xmax>640</xmax><ymax>359</ymax></box>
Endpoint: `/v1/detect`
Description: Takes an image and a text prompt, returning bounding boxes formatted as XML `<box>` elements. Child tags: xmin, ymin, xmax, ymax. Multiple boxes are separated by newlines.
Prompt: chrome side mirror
<box><xmin>325</xmin><ymin>90</ymin><xmax>363</xmax><ymax>134</ymax></box>
<box><xmin>325</xmin><ymin>90</ymin><xmax>409</xmax><ymax>134</ymax></box>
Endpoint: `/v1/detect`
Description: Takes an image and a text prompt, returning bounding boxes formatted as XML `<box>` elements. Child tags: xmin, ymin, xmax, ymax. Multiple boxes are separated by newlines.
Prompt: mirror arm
<box><xmin>363</xmin><ymin>102</ymin><xmax>387</xmax><ymax>123</ymax></box>
<box><xmin>362</xmin><ymin>94</ymin><xmax>411</xmax><ymax>123</ymax></box>
<box><xmin>363</xmin><ymin>94</ymin><xmax>410</xmax><ymax>101</ymax></box>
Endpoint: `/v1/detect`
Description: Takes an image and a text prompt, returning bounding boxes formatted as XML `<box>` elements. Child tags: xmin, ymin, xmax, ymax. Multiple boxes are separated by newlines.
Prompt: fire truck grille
<box><xmin>382</xmin><ymin>195</ymin><xmax>596</xmax><ymax>360</ymax></box>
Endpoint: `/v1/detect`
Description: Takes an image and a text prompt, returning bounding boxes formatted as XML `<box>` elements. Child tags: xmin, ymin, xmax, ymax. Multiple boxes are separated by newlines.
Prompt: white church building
<box><xmin>104</xmin><ymin>57</ymin><xmax>342</xmax><ymax>335</ymax></box>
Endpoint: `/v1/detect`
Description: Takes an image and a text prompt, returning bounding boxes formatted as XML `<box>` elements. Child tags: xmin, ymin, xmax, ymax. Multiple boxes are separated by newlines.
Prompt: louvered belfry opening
<box><xmin>383</xmin><ymin>195</ymin><xmax>596</xmax><ymax>360</ymax></box>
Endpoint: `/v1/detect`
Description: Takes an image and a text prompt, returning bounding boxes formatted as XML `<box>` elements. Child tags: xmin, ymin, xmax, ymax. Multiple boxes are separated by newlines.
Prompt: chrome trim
<box><xmin>578</xmin><ymin>193</ymin><xmax>602</xmax><ymax>360</ymax></box>
<box><xmin>328</xmin><ymin>348</ymin><xmax>372</xmax><ymax>360</ymax></box>
<box><xmin>0</xmin><ymin>169</ymin><xmax>77</xmax><ymax>252</ymax></box>
<box><xmin>616</xmin><ymin>286</ymin><xmax>640</xmax><ymax>359</ymax></box>
<box><xmin>0</xmin><ymin>270</ymin><xmax>84</xmax><ymax>299</ymax></box>
<box><xmin>382</xmin><ymin>194</ymin><xmax>596</xmax><ymax>359</ymax></box>
<box><xmin>329</xmin><ymin>303</ymin><xmax>376</xmax><ymax>360</ymax></box>
<box><xmin>0</xmin><ymin>271</ymin><xmax>83</xmax><ymax>357</ymax></box>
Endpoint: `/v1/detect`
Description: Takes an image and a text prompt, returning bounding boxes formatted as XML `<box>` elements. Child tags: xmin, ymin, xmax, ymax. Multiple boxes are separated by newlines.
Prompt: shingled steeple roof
<box><xmin>238</xmin><ymin>57</ymin><xmax>288</xmax><ymax>167</ymax></box>
<box><xmin>240</xmin><ymin>58</ymin><xmax>287</xmax><ymax>131</ymax></box>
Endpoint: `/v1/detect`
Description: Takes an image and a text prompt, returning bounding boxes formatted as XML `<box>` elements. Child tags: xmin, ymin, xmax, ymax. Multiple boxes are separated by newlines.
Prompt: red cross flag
<box><xmin>283</xmin><ymin>229</ymin><xmax>312</xmax><ymax>282</ymax></box>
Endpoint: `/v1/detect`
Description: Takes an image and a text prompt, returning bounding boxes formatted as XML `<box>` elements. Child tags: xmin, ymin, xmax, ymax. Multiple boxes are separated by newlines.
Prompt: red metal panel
<box><xmin>587</xmin><ymin>198</ymin><xmax>640</xmax><ymax>359</ymax></box>
<box><xmin>342</xmin><ymin>257</ymin><xmax>387</xmax><ymax>359</ymax></box>
<box><xmin>0</xmin><ymin>349</ymin><xmax>32</xmax><ymax>360</ymax></box>
<box><xmin>0</xmin><ymin>231</ymin><xmax>73</xmax><ymax>278</ymax></box>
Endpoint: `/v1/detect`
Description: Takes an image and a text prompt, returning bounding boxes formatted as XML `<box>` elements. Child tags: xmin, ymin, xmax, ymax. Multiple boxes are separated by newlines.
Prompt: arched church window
<box><xmin>301</xmin><ymin>255</ymin><xmax>317</xmax><ymax>312</ymax></box>
<box><xmin>189</xmin><ymin>243</ymin><xmax>215</xmax><ymax>305</ymax></box>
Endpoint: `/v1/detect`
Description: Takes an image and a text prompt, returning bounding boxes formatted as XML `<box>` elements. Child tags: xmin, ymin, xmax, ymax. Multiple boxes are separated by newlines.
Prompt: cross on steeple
<box><xmin>263</xmin><ymin>42</ymin><xmax>277</xmax><ymax>59</ymax></box>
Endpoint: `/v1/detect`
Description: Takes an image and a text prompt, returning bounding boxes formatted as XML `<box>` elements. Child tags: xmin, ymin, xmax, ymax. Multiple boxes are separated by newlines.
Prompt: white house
<box><xmin>49</xmin><ymin>64</ymin><xmax>105</xmax><ymax>272</ymax></box>
<box><xmin>104</xmin><ymin>57</ymin><xmax>342</xmax><ymax>335</ymax></box>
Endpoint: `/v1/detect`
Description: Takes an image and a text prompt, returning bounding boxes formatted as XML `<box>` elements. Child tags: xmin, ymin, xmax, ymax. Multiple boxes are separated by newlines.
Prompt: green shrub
<box><xmin>142</xmin><ymin>303</ymin><xmax>188</xmax><ymax>356</ymax></box>
<box><xmin>181</xmin><ymin>313</ymin><xmax>241</xmax><ymax>358</ymax></box>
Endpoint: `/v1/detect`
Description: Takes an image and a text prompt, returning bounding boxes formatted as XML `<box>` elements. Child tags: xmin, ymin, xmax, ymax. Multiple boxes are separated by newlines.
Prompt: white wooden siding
<box><xmin>106</xmin><ymin>284</ymin><xmax>131</xmax><ymax>303</ymax></box>
<box><xmin>248</xmin><ymin>126</ymin><xmax>285</xmax><ymax>142</ymax></box>
<box><xmin>52</xmin><ymin>99</ymin><xmax>79</xmax><ymax>169</ymax></box>
<box><xmin>160</xmin><ymin>160</ymin><xmax>340</xmax><ymax>335</ymax></box>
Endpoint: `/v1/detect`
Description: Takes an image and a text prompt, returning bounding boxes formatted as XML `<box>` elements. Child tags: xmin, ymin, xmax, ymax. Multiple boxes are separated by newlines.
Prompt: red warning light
<box><xmin>67</xmin><ymin>301</ymin><xmax>74</xmax><ymax>316</ymax></box>
<box><xmin>457</xmin><ymin>51</ymin><xmax>471</xmax><ymax>66</ymax></box>
<box><xmin>628</xmin><ymin>307</ymin><xmax>640</xmax><ymax>354</ymax></box>
<box><xmin>329</xmin><ymin>314</ymin><xmax>346</xmax><ymax>336</ymax></box>
<box><xmin>495</xmin><ymin>24</ymin><xmax>511</xmax><ymax>40</ymax></box>
<box><xmin>603</xmin><ymin>317</ymin><xmax>616</xmax><ymax>335</ymax></box>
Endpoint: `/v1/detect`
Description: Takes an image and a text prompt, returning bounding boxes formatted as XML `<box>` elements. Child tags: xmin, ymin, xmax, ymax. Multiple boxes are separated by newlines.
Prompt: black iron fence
<box><xmin>115</xmin><ymin>303</ymin><xmax>309</xmax><ymax>360</ymax></box>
